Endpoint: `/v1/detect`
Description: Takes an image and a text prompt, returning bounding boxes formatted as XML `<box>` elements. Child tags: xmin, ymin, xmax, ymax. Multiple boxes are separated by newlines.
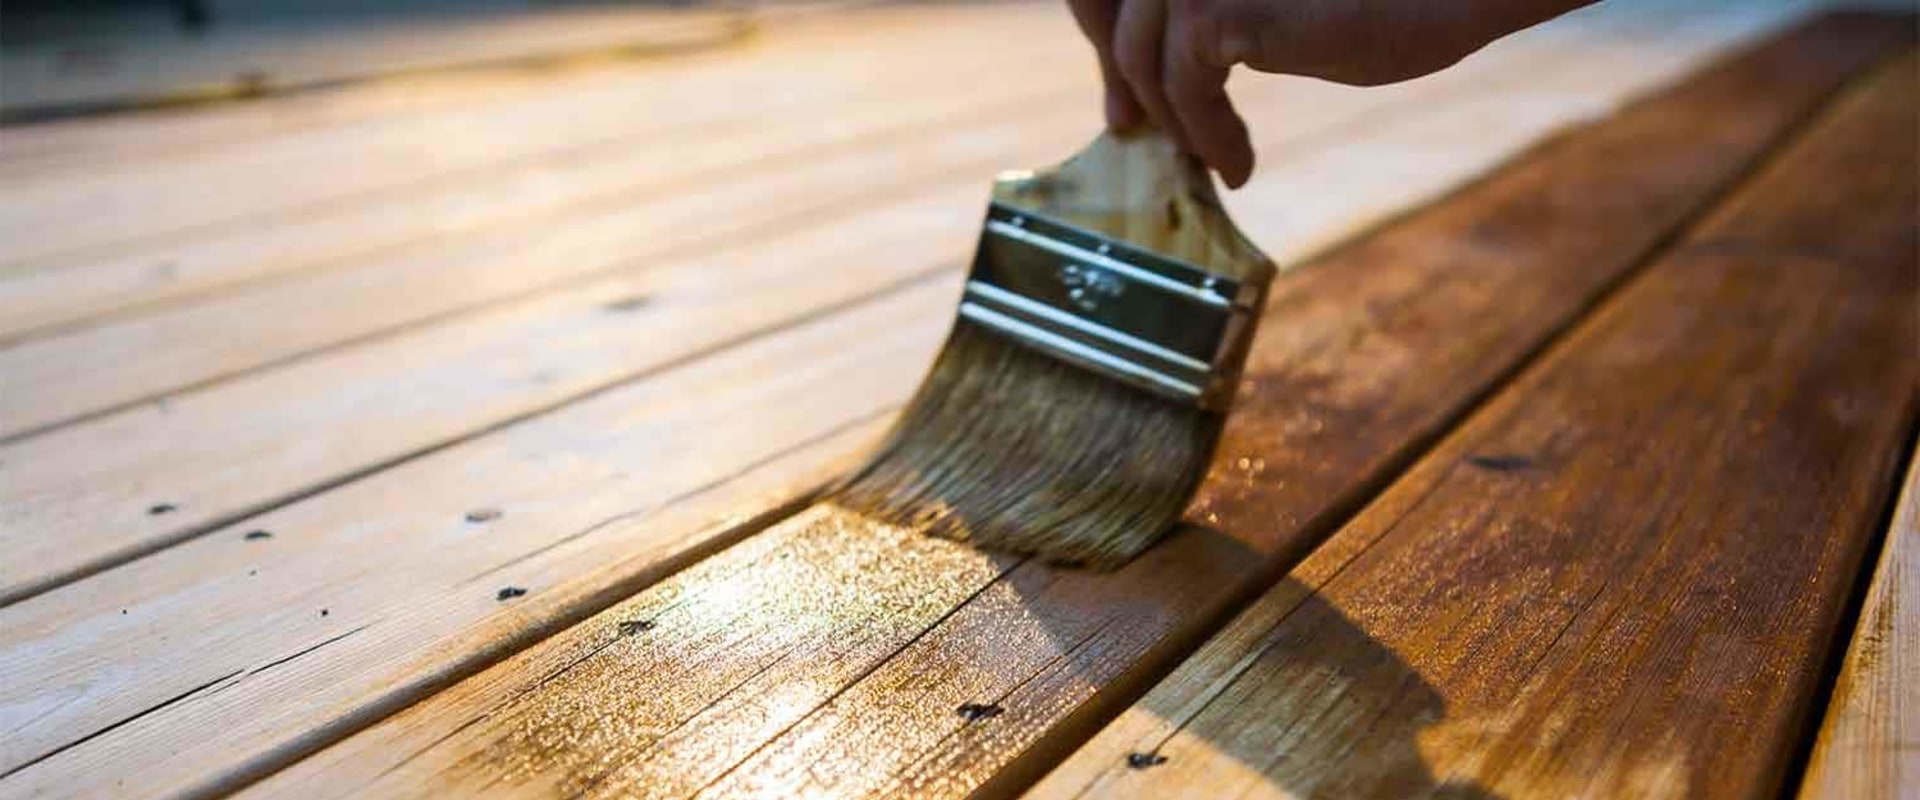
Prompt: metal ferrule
<box><xmin>957</xmin><ymin>201</ymin><xmax>1263</xmax><ymax>411</ymax></box>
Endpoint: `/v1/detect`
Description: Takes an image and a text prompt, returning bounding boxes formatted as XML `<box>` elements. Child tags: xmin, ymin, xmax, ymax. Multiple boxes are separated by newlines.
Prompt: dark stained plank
<box><xmin>225</xmin><ymin>14</ymin><xmax>1915</xmax><ymax>799</ymax></box>
<box><xmin>1799</xmin><ymin>454</ymin><xmax>1919</xmax><ymax>799</ymax></box>
<box><xmin>1031</xmin><ymin>47</ymin><xmax>1918</xmax><ymax>800</ymax></box>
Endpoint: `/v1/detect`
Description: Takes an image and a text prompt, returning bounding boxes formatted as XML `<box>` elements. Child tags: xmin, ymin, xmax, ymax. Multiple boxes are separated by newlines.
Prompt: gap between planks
<box><xmin>1797</xmin><ymin>436</ymin><xmax>1920</xmax><ymax>798</ymax></box>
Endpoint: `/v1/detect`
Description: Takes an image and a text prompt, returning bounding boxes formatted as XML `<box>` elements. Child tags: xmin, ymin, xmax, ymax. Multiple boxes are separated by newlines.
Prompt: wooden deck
<box><xmin>1</xmin><ymin>2</ymin><xmax>1913</xmax><ymax>798</ymax></box>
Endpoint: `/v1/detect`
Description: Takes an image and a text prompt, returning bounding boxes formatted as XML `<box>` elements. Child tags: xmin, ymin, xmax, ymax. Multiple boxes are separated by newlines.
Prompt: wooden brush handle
<box><xmin>991</xmin><ymin>129</ymin><xmax>1275</xmax><ymax>283</ymax></box>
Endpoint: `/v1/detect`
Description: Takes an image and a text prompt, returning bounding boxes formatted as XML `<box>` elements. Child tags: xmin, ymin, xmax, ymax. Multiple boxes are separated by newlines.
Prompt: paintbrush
<box><xmin>834</xmin><ymin>128</ymin><xmax>1276</xmax><ymax>568</ymax></box>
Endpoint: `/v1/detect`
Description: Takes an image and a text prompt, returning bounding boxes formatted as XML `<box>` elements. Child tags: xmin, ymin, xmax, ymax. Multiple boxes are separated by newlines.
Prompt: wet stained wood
<box><xmin>1029</xmin><ymin>48</ymin><xmax>1919</xmax><ymax>800</ymax></box>
<box><xmin>0</xmin><ymin>0</ymin><xmax>1743</xmax><ymax>604</ymax></box>
<box><xmin>1799</xmin><ymin>454</ymin><xmax>1919</xmax><ymax>799</ymax></box>
<box><xmin>222</xmin><ymin>14</ymin><xmax>1912</xmax><ymax>799</ymax></box>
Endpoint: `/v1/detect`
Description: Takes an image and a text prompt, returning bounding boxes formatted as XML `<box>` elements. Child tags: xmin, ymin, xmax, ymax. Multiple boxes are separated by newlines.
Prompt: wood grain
<box><xmin>226</xmin><ymin>14</ymin><xmax>1911</xmax><ymax>799</ymax></box>
<box><xmin>0</xmin><ymin>277</ymin><xmax>951</xmax><ymax>800</ymax></box>
<box><xmin>1030</xmin><ymin>47</ymin><xmax>1918</xmax><ymax>800</ymax></box>
<box><xmin>0</xmin><ymin>4</ymin><xmax>952</xmax><ymax>180</ymax></box>
<box><xmin>0</xmin><ymin>0</ymin><xmax>1728</xmax><ymax>438</ymax></box>
<box><xmin>0</xmin><ymin>10</ymin><xmax>1742</xmax><ymax>779</ymax></box>
<box><xmin>0</xmin><ymin>7</ymin><xmax>1795</xmax><ymax>794</ymax></box>
<box><xmin>1799</xmin><ymin>453</ymin><xmax>1920</xmax><ymax>798</ymax></box>
<box><xmin>0</xmin><ymin>4</ymin><xmax>745</xmax><ymax>121</ymax></box>
<box><xmin>0</xmin><ymin>0</ymin><xmax>1761</xmax><ymax>603</ymax></box>
<box><xmin>0</xmin><ymin>185</ymin><xmax>987</xmax><ymax>604</ymax></box>
<box><xmin>0</xmin><ymin>23</ymin><xmax>1091</xmax><ymax>344</ymax></box>
<box><xmin>0</xmin><ymin>3</ymin><xmax>1062</xmax><ymax>269</ymax></box>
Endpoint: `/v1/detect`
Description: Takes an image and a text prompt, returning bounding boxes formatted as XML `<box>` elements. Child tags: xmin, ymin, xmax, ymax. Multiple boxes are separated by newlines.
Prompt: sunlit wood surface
<box><xmin>1</xmin><ymin>1</ymin><xmax>1912</xmax><ymax>799</ymax></box>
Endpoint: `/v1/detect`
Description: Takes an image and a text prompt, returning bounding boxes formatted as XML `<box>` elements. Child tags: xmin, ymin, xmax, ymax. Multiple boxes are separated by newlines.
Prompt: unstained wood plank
<box><xmin>222</xmin><ymin>15</ymin><xmax>1910</xmax><ymax>800</ymax></box>
<box><xmin>0</xmin><ymin>3</ymin><xmax>1062</xmax><ymax>270</ymax></box>
<box><xmin>0</xmin><ymin>184</ymin><xmax>988</xmax><ymax>604</ymax></box>
<box><xmin>1799</xmin><ymin>453</ymin><xmax>1920</xmax><ymax>798</ymax></box>
<box><xmin>0</xmin><ymin>19</ymin><xmax>1092</xmax><ymax>343</ymax></box>
<box><xmin>0</xmin><ymin>277</ymin><xmax>950</xmax><ymax>800</ymax></box>
<box><xmin>1029</xmin><ymin>47</ymin><xmax>1918</xmax><ymax>800</ymax></box>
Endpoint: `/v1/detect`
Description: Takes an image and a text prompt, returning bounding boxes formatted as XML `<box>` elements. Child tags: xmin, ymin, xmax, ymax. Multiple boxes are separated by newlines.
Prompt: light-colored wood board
<box><xmin>228</xmin><ymin>14</ymin><xmax>1908</xmax><ymax>799</ymax></box>
<box><xmin>0</xmin><ymin>0</ymin><xmax>1744</xmax><ymax>604</ymax></box>
<box><xmin>0</xmin><ymin>183</ymin><xmax>990</xmax><ymax>605</ymax></box>
<box><xmin>0</xmin><ymin>3</ymin><xmax>934</xmax><ymax>180</ymax></box>
<box><xmin>1030</xmin><ymin>47</ymin><xmax>1918</xmax><ymax>800</ymax></box>
<box><xmin>0</xmin><ymin>46</ymin><xmax>1091</xmax><ymax>344</ymax></box>
<box><xmin>0</xmin><ymin>4</ymin><xmax>745</xmax><ymax>120</ymax></box>
<box><xmin>0</xmin><ymin>0</ymin><xmax>1719</xmax><ymax>437</ymax></box>
<box><xmin>0</xmin><ymin>276</ymin><xmax>952</xmax><ymax>800</ymax></box>
<box><xmin>0</xmin><ymin>2</ymin><xmax>1067</xmax><ymax>270</ymax></box>
<box><xmin>1799</xmin><ymin>454</ymin><xmax>1919</xmax><ymax>798</ymax></box>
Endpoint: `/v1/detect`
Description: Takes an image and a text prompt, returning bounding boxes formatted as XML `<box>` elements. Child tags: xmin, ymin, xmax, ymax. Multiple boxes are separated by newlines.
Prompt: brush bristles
<box><xmin>832</xmin><ymin>320</ymin><xmax>1223</xmax><ymax>568</ymax></box>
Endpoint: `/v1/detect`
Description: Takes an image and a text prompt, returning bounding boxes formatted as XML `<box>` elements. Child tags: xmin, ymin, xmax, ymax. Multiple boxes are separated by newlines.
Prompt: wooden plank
<box><xmin>0</xmin><ymin>47</ymin><xmax>1089</xmax><ymax>344</ymax></box>
<box><xmin>1030</xmin><ymin>48</ymin><xmax>1918</xmax><ymax>800</ymax></box>
<box><xmin>0</xmin><ymin>0</ymin><xmax>1757</xmax><ymax>601</ymax></box>
<box><xmin>224</xmin><ymin>14</ymin><xmax>1910</xmax><ymax>800</ymax></box>
<box><xmin>0</xmin><ymin>0</ymin><xmax>1728</xmax><ymax>436</ymax></box>
<box><xmin>1799</xmin><ymin>453</ymin><xmax>1920</xmax><ymax>798</ymax></box>
<box><xmin>0</xmin><ymin>2</ymin><xmax>1067</xmax><ymax>269</ymax></box>
<box><xmin>0</xmin><ymin>182</ymin><xmax>987</xmax><ymax>604</ymax></box>
<box><xmin>0</xmin><ymin>4</ymin><xmax>745</xmax><ymax>121</ymax></box>
<box><xmin>0</xmin><ymin>4</ymin><xmax>949</xmax><ymax>180</ymax></box>
<box><xmin>0</xmin><ymin>276</ymin><xmax>950</xmax><ymax>800</ymax></box>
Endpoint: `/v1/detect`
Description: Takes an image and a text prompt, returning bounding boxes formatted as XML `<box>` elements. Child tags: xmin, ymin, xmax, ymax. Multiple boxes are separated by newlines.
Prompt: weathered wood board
<box><xmin>1029</xmin><ymin>47</ymin><xmax>1918</xmax><ymax>800</ymax></box>
<box><xmin>1799</xmin><ymin>453</ymin><xmax>1920</xmax><ymax>799</ymax></box>
<box><xmin>0</xmin><ymin>3</ymin><xmax>1054</xmax><ymax>269</ymax></box>
<box><xmin>0</xmin><ymin>20</ymin><xmax>1091</xmax><ymax>344</ymax></box>
<box><xmin>0</xmin><ymin>4</ymin><xmax>747</xmax><ymax>123</ymax></box>
<box><xmin>202</xmin><ymin>14</ymin><xmax>1912</xmax><ymax>800</ymax></box>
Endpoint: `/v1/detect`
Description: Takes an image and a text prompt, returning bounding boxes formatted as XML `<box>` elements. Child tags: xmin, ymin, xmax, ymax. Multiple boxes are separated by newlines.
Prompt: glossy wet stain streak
<box><xmin>421</xmin><ymin>506</ymin><xmax>1016</xmax><ymax>799</ymax></box>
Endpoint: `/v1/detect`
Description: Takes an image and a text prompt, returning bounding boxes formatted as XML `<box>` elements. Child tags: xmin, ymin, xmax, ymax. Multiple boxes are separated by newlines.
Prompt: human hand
<box><xmin>1065</xmin><ymin>0</ymin><xmax>1596</xmax><ymax>187</ymax></box>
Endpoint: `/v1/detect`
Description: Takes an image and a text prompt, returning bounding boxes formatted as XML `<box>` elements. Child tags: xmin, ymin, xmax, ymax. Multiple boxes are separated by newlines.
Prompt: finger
<box><xmin>1111</xmin><ymin>0</ymin><xmax>1188</xmax><ymax>150</ymax></box>
<box><xmin>1163</xmin><ymin>13</ymin><xmax>1253</xmax><ymax>187</ymax></box>
<box><xmin>1065</xmin><ymin>0</ymin><xmax>1145</xmax><ymax>130</ymax></box>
